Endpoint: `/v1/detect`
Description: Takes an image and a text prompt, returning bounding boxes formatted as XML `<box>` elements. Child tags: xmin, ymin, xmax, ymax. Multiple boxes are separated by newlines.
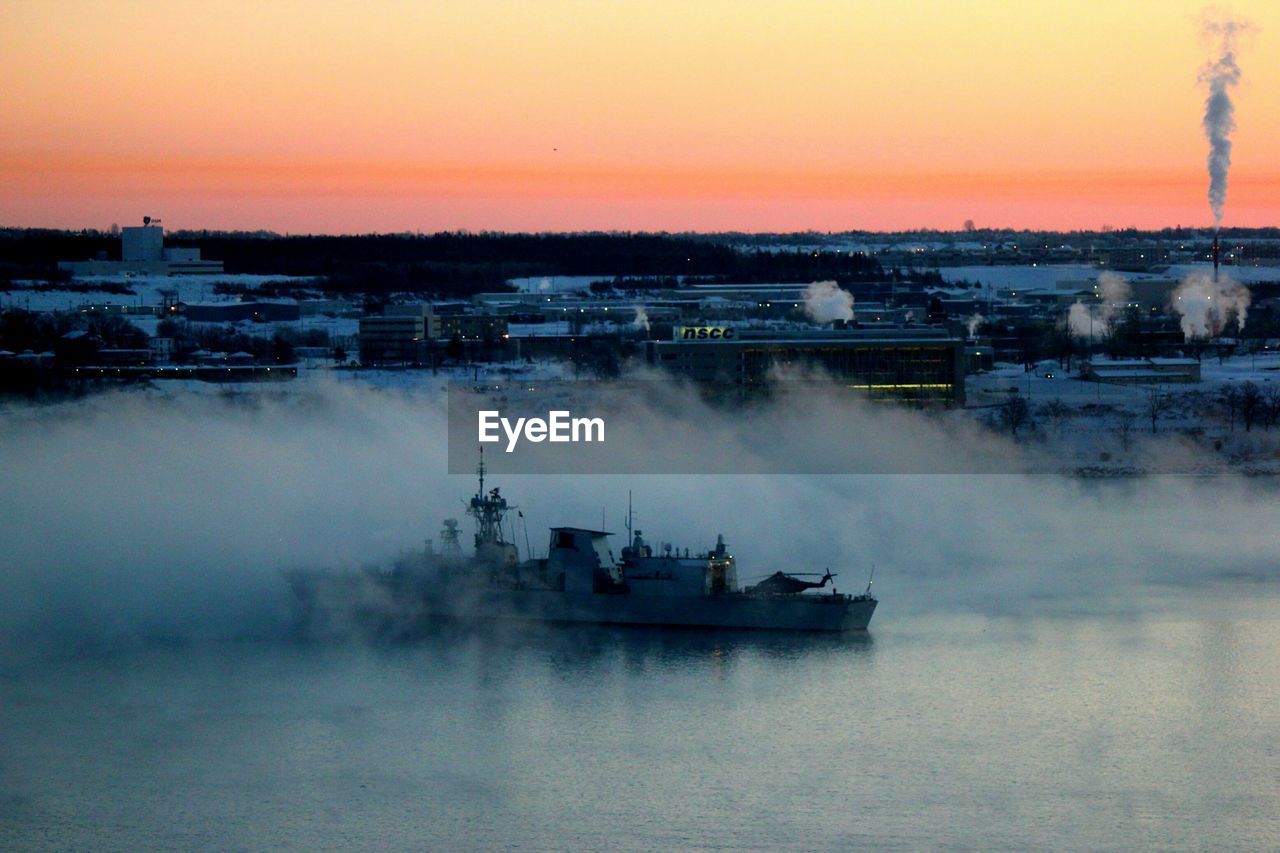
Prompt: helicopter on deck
<box><xmin>748</xmin><ymin>569</ymin><xmax>838</xmax><ymax>596</ymax></box>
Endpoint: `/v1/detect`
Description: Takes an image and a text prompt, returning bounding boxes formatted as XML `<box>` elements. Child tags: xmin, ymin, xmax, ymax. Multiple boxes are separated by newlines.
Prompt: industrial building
<box><xmin>649</xmin><ymin>327</ymin><xmax>966</xmax><ymax>404</ymax></box>
<box><xmin>58</xmin><ymin>220</ymin><xmax>224</xmax><ymax>277</ymax></box>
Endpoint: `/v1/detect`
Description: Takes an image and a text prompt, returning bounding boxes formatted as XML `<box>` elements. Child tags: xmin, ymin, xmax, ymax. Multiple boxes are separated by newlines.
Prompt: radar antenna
<box><xmin>440</xmin><ymin>518</ymin><xmax>461</xmax><ymax>557</ymax></box>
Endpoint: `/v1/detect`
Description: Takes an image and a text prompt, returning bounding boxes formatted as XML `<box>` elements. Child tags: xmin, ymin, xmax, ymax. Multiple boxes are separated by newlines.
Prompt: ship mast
<box><xmin>468</xmin><ymin>447</ymin><xmax>514</xmax><ymax>550</ymax></box>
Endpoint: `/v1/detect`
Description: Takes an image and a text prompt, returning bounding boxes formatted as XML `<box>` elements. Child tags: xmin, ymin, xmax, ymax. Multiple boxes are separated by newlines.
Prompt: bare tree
<box><xmin>1102</xmin><ymin>311</ymin><xmax>1124</xmax><ymax>358</ymax></box>
<box><xmin>999</xmin><ymin>395</ymin><xmax>1032</xmax><ymax>437</ymax></box>
<box><xmin>1220</xmin><ymin>385</ymin><xmax>1242</xmax><ymax>432</ymax></box>
<box><xmin>1114</xmin><ymin>409</ymin><xmax>1137</xmax><ymax>451</ymax></box>
<box><xmin>1037</xmin><ymin>399</ymin><xmax>1072</xmax><ymax>438</ymax></box>
<box><xmin>1263</xmin><ymin>385</ymin><xmax>1280</xmax><ymax>431</ymax></box>
<box><xmin>1144</xmin><ymin>389</ymin><xmax>1174</xmax><ymax>434</ymax></box>
<box><xmin>1240</xmin><ymin>381</ymin><xmax>1265</xmax><ymax>433</ymax></box>
<box><xmin>1050</xmin><ymin>321</ymin><xmax>1075</xmax><ymax>371</ymax></box>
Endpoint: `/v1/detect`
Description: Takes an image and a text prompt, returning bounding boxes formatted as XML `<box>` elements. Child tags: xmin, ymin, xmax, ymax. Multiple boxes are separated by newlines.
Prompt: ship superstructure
<box><xmin>291</xmin><ymin>458</ymin><xmax>876</xmax><ymax>633</ymax></box>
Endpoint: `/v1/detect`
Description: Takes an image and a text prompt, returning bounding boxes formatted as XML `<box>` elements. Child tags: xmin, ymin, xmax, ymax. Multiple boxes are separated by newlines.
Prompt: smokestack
<box><xmin>1213</xmin><ymin>232</ymin><xmax>1221</xmax><ymax>283</ymax></box>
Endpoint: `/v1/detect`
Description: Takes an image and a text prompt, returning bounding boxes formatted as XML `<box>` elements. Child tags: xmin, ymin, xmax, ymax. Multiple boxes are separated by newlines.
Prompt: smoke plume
<box><xmin>1170</xmin><ymin>269</ymin><xmax>1250</xmax><ymax>339</ymax></box>
<box><xmin>802</xmin><ymin>281</ymin><xmax>854</xmax><ymax>324</ymax></box>
<box><xmin>1199</xmin><ymin>11</ymin><xmax>1254</xmax><ymax>226</ymax></box>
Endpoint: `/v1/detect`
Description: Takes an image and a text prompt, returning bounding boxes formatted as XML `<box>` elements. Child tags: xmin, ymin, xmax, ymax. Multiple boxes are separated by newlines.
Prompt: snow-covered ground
<box><xmin>133</xmin><ymin>358</ymin><xmax>578</xmax><ymax>401</ymax></box>
<box><xmin>0</xmin><ymin>274</ymin><xmax>354</xmax><ymax>342</ymax></box>
<box><xmin>935</xmin><ymin>264</ymin><xmax>1101</xmax><ymax>290</ymax></box>
<box><xmin>971</xmin><ymin>350</ymin><xmax>1280</xmax><ymax>402</ymax></box>
<box><xmin>968</xmin><ymin>353</ymin><xmax>1280</xmax><ymax>474</ymax></box>
<box><xmin>508</xmin><ymin>275</ymin><xmax>611</xmax><ymax>294</ymax></box>
<box><xmin>935</xmin><ymin>263</ymin><xmax>1280</xmax><ymax>292</ymax></box>
<box><xmin>0</xmin><ymin>274</ymin><xmax>316</xmax><ymax>314</ymax></box>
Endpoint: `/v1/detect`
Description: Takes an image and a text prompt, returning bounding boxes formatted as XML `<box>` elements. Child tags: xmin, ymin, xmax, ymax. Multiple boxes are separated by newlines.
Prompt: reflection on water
<box><xmin>2</xmin><ymin>614</ymin><xmax>1278</xmax><ymax>851</ymax></box>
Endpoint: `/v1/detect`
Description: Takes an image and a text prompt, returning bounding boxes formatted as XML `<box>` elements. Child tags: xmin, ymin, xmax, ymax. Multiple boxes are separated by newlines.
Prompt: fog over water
<box><xmin>2</xmin><ymin>377</ymin><xmax>1278</xmax><ymax>657</ymax></box>
<box><xmin>3</xmin><ymin>378</ymin><xmax>1280</xmax><ymax>849</ymax></box>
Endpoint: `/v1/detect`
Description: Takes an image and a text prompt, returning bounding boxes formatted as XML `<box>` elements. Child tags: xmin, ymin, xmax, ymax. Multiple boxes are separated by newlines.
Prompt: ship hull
<box><xmin>289</xmin><ymin>571</ymin><xmax>875</xmax><ymax>634</ymax></box>
<box><xmin>422</xmin><ymin>588</ymin><xmax>875</xmax><ymax>632</ymax></box>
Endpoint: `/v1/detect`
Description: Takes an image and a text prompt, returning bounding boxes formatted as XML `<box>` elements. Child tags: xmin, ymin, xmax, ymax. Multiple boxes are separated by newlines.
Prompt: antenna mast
<box><xmin>468</xmin><ymin>446</ymin><xmax>513</xmax><ymax>549</ymax></box>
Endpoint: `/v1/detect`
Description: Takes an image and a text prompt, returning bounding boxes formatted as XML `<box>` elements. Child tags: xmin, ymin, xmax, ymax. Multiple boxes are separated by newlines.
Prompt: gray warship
<box><xmin>289</xmin><ymin>458</ymin><xmax>877</xmax><ymax>633</ymax></box>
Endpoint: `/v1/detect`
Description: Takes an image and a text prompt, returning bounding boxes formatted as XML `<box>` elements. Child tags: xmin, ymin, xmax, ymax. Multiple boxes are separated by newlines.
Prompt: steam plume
<box><xmin>632</xmin><ymin>305</ymin><xmax>651</xmax><ymax>332</ymax></box>
<box><xmin>1098</xmin><ymin>271</ymin><xmax>1133</xmax><ymax>307</ymax></box>
<box><xmin>1171</xmin><ymin>269</ymin><xmax>1250</xmax><ymax>339</ymax></box>
<box><xmin>1066</xmin><ymin>272</ymin><xmax>1132</xmax><ymax>339</ymax></box>
<box><xmin>802</xmin><ymin>281</ymin><xmax>854</xmax><ymax>324</ymax></box>
<box><xmin>965</xmin><ymin>313</ymin><xmax>984</xmax><ymax>338</ymax></box>
<box><xmin>1199</xmin><ymin>11</ymin><xmax>1254</xmax><ymax>227</ymax></box>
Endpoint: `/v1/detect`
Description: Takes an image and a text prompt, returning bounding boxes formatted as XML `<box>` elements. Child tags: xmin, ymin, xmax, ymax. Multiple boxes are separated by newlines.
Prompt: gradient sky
<box><xmin>1</xmin><ymin>0</ymin><xmax>1275</xmax><ymax>233</ymax></box>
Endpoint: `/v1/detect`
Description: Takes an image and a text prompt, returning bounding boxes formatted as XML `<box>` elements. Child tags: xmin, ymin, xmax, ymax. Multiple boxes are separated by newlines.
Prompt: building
<box><xmin>359</xmin><ymin>314</ymin><xmax>426</xmax><ymax>364</ymax></box>
<box><xmin>299</xmin><ymin>299</ymin><xmax>362</xmax><ymax>318</ymax></box>
<box><xmin>1082</xmin><ymin>358</ymin><xmax>1201</xmax><ymax>384</ymax></box>
<box><xmin>649</xmin><ymin>327</ymin><xmax>966</xmax><ymax>404</ymax></box>
<box><xmin>358</xmin><ymin>304</ymin><xmax>510</xmax><ymax>363</ymax></box>
<box><xmin>439</xmin><ymin>313</ymin><xmax>508</xmax><ymax>341</ymax></box>
<box><xmin>182</xmin><ymin>302</ymin><xmax>301</xmax><ymax>323</ymax></box>
<box><xmin>1058</xmin><ymin>278</ymin><xmax>1181</xmax><ymax>314</ymax></box>
<box><xmin>59</xmin><ymin>220</ymin><xmax>224</xmax><ymax>277</ymax></box>
<box><xmin>383</xmin><ymin>303</ymin><xmax>443</xmax><ymax>338</ymax></box>
<box><xmin>121</xmin><ymin>225</ymin><xmax>165</xmax><ymax>262</ymax></box>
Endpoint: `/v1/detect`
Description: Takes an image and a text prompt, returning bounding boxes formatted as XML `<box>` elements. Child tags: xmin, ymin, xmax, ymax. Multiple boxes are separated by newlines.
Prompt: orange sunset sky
<box><xmin>1</xmin><ymin>0</ymin><xmax>1276</xmax><ymax>233</ymax></box>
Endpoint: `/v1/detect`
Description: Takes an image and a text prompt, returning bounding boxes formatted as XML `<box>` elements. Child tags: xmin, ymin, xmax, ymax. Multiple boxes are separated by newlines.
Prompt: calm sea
<box><xmin>3</xmin><ymin>602</ymin><xmax>1278</xmax><ymax>851</ymax></box>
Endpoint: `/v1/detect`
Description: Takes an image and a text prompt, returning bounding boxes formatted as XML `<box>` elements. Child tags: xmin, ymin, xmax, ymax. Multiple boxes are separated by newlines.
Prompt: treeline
<box><xmin>0</xmin><ymin>230</ymin><xmax>886</xmax><ymax>297</ymax></box>
<box><xmin>1</xmin><ymin>308</ymin><xmax>147</xmax><ymax>353</ymax></box>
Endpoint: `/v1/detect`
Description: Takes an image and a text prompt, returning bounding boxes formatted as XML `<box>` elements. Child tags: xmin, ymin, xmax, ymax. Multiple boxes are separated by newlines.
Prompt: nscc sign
<box><xmin>676</xmin><ymin>326</ymin><xmax>736</xmax><ymax>341</ymax></box>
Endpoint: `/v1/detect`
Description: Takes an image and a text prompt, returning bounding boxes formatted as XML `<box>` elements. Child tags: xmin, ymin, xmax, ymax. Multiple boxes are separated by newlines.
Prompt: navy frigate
<box><xmin>289</xmin><ymin>457</ymin><xmax>877</xmax><ymax>634</ymax></box>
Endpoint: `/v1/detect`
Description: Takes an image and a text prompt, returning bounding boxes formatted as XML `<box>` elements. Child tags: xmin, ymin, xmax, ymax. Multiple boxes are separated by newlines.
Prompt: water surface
<box><xmin>4</xmin><ymin>608</ymin><xmax>1278</xmax><ymax>851</ymax></box>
